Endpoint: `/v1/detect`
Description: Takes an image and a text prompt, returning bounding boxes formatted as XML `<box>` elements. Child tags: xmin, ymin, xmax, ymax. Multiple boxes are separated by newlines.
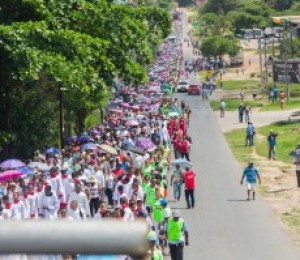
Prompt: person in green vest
<box><xmin>164</xmin><ymin>210</ymin><xmax>189</xmax><ymax>260</ymax></box>
<box><xmin>152</xmin><ymin>189</ymin><xmax>164</xmax><ymax>234</ymax></box>
<box><xmin>147</xmin><ymin>230</ymin><xmax>164</xmax><ymax>260</ymax></box>
<box><xmin>142</xmin><ymin>160</ymin><xmax>154</xmax><ymax>178</ymax></box>
<box><xmin>144</xmin><ymin>179</ymin><xmax>156</xmax><ymax>214</ymax></box>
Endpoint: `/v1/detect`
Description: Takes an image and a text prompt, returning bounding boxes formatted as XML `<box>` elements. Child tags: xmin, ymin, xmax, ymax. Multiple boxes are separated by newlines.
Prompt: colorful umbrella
<box><xmin>124</xmin><ymin>145</ymin><xmax>145</xmax><ymax>155</ymax></box>
<box><xmin>45</xmin><ymin>147</ymin><xmax>60</xmax><ymax>155</ymax></box>
<box><xmin>171</xmin><ymin>158</ymin><xmax>193</xmax><ymax>169</ymax></box>
<box><xmin>0</xmin><ymin>159</ymin><xmax>25</xmax><ymax>170</ymax></box>
<box><xmin>125</xmin><ymin>119</ymin><xmax>139</xmax><ymax>127</ymax></box>
<box><xmin>0</xmin><ymin>170</ymin><xmax>24</xmax><ymax>181</ymax></box>
<box><xmin>81</xmin><ymin>143</ymin><xmax>98</xmax><ymax>151</ymax></box>
<box><xmin>19</xmin><ymin>167</ymin><xmax>34</xmax><ymax>175</ymax></box>
<box><xmin>120</xmin><ymin>102</ymin><xmax>131</xmax><ymax>108</ymax></box>
<box><xmin>135</xmin><ymin>137</ymin><xmax>155</xmax><ymax>151</ymax></box>
<box><xmin>98</xmin><ymin>144</ymin><xmax>117</xmax><ymax>155</ymax></box>
<box><xmin>27</xmin><ymin>162</ymin><xmax>50</xmax><ymax>171</ymax></box>
<box><xmin>65</xmin><ymin>136</ymin><xmax>77</xmax><ymax>144</ymax></box>
<box><xmin>78</xmin><ymin>136</ymin><xmax>94</xmax><ymax>144</ymax></box>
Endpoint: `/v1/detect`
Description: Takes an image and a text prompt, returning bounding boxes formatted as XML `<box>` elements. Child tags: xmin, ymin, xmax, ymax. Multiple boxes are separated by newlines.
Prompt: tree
<box><xmin>200</xmin><ymin>36</ymin><xmax>239</xmax><ymax>59</ymax></box>
<box><xmin>0</xmin><ymin>0</ymin><xmax>172</xmax><ymax>158</ymax></box>
<box><xmin>201</xmin><ymin>0</ymin><xmax>238</xmax><ymax>14</ymax></box>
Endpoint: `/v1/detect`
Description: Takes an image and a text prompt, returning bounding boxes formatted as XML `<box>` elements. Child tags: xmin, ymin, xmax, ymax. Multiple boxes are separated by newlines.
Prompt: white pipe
<box><xmin>0</xmin><ymin>220</ymin><xmax>149</xmax><ymax>255</ymax></box>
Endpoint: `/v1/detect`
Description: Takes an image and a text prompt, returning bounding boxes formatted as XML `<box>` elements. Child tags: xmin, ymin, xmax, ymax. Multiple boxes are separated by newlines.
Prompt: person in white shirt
<box><xmin>11</xmin><ymin>191</ymin><xmax>27</xmax><ymax>220</ymax></box>
<box><xmin>128</xmin><ymin>182</ymin><xmax>144</xmax><ymax>201</ymax></box>
<box><xmin>120</xmin><ymin>196</ymin><xmax>134</xmax><ymax>222</ymax></box>
<box><xmin>68</xmin><ymin>200</ymin><xmax>84</xmax><ymax>220</ymax></box>
<box><xmin>2</xmin><ymin>195</ymin><xmax>13</xmax><ymax>219</ymax></box>
<box><xmin>60</xmin><ymin>169</ymin><xmax>73</xmax><ymax>205</ymax></box>
<box><xmin>113</xmin><ymin>185</ymin><xmax>129</xmax><ymax>208</ymax></box>
<box><xmin>40</xmin><ymin>185</ymin><xmax>60</xmax><ymax>220</ymax></box>
<box><xmin>49</xmin><ymin>167</ymin><xmax>64</xmax><ymax>201</ymax></box>
<box><xmin>68</xmin><ymin>183</ymin><xmax>90</xmax><ymax>218</ymax></box>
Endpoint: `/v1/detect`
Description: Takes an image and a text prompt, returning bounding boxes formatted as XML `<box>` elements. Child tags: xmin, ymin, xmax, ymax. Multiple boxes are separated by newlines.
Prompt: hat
<box><xmin>90</xmin><ymin>176</ymin><xmax>96</xmax><ymax>183</ymax></box>
<box><xmin>172</xmin><ymin>210</ymin><xmax>180</xmax><ymax>218</ymax></box>
<box><xmin>270</xmin><ymin>129</ymin><xmax>273</xmax><ymax>132</ymax></box>
<box><xmin>159</xmin><ymin>198</ymin><xmax>168</xmax><ymax>206</ymax></box>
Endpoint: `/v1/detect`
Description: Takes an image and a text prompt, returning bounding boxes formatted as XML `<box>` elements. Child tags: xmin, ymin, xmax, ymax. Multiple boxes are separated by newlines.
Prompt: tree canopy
<box><xmin>0</xmin><ymin>0</ymin><xmax>172</xmax><ymax>158</ymax></box>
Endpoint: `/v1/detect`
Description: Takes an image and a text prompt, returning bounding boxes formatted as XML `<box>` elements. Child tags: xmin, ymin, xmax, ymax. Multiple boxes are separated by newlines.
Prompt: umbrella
<box><xmin>98</xmin><ymin>144</ymin><xmax>118</xmax><ymax>155</ymax></box>
<box><xmin>28</xmin><ymin>162</ymin><xmax>51</xmax><ymax>171</ymax></box>
<box><xmin>19</xmin><ymin>167</ymin><xmax>34</xmax><ymax>175</ymax></box>
<box><xmin>78</xmin><ymin>136</ymin><xmax>94</xmax><ymax>144</ymax></box>
<box><xmin>120</xmin><ymin>102</ymin><xmax>131</xmax><ymax>108</ymax></box>
<box><xmin>65</xmin><ymin>136</ymin><xmax>77</xmax><ymax>144</ymax></box>
<box><xmin>168</xmin><ymin>111</ymin><xmax>180</xmax><ymax>118</ymax></box>
<box><xmin>0</xmin><ymin>159</ymin><xmax>25</xmax><ymax>170</ymax></box>
<box><xmin>135</xmin><ymin>137</ymin><xmax>156</xmax><ymax>151</ymax></box>
<box><xmin>45</xmin><ymin>147</ymin><xmax>60</xmax><ymax>155</ymax></box>
<box><xmin>89</xmin><ymin>129</ymin><xmax>100</xmax><ymax>136</ymax></box>
<box><xmin>170</xmin><ymin>158</ymin><xmax>192</xmax><ymax>169</ymax></box>
<box><xmin>141</xmin><ymin>97</ymin><xmax>152</xmax><ymax>104</ymax></box>
<box><xmin>125</xmin><ymin>119</ymin><xmax>139</xmax><ymax>127</ymax></box>
<box><xmin>124</xmin><ymin>145</ymin><xmax>145</xmax><ymax>155</ymax></box>
<box><xmin>0</xmin><ymin>170</ymin><xmax>24</xmax><ymax>181</ymax></box>
<box><xmin>81</xmin><ymin>143</ymin><xmax>98</xmax><ymax>151</ymax></box>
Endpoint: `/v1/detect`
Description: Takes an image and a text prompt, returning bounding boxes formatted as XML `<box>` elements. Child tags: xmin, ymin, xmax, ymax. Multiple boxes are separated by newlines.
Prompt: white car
<box><xmin>176</xmin><ymin>79</ymin><xmax>189</xmax><ymax>92</ymax></box>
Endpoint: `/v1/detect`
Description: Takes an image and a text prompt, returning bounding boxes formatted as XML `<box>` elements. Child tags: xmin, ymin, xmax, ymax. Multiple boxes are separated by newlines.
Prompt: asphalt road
<box><xmin>168</xmin><ymin>12</ymin><xmax>300</xmax><ymax>260</ymax></box>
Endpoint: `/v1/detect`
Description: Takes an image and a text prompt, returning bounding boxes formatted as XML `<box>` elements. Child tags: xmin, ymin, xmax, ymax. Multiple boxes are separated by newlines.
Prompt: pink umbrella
<box><xmin>125</xmin><ymin>119</ymin><xmax>139</xmax><ymax>127</ymax></box>
<box><xmin>120</xmin><ymin>102</ymin><xmax>131</xmax><ymax>109</ymax></box>
<box><xmin>0</xmin><ymin>170</ymin><xmax>24</xmax><ymax>181</ymax></box>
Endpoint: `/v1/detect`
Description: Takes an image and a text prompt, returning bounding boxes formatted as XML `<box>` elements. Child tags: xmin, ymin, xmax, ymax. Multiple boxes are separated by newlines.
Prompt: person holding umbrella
<box><xmin>171</xmin><ymin>164</ymin><xmax>184</xmax><ymax>202</ymax></box>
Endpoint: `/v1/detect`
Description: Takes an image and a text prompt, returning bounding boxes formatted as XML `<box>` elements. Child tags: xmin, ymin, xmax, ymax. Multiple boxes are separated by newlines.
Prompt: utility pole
<box><xmin>258</xmin><ymin>37</ymin><xmax>263</xmax><ymax>88</ymax></box>
<box><xmin>283</xmin><ymin>28</ymin><xmax>289</xmax><ymax>100</ymax></box>
<box><xmin>59</xmin><ymin>85</ymin><xmax>64</xmax><ymax>149</ymax></box>
<box><xmin>264</xmin><ymin>35</ymin><xmax>268</xmax><ymax>91</ymax></box>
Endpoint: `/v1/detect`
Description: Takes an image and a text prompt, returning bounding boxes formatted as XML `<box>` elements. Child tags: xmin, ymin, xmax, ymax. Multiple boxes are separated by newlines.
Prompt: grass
<box><xmin>221</xmin><ymin>79</ymin><xmax>259</xmax><ymax>91</ymax></box>
<box><xmin>210</xmin><ymin>98</ymin><xmax>263</xmax><ymax>111</ymax></box>
<box><xmin>256</xmin><ymin>121</ymin><xmax>300</xmax><ymax>163</ymax></box>
<box><xmin>282</xmin><ymin>208</ymin><xmax>300</xmax><ymax>241</ymax></box>
<box><xmin>224</xmin><ymin>129</ymin><xmax>254</xmax><ymax>163</ymax></box>
<box><xmin>260</xmin><ymin>98</ymin><xmax>300</xmax><ymax>111</ymax></box>
<box><xmin>85</xmin><ymin>110</ymin><xmax>101</xmax><ymax>129</ymax></box>
<box><xmin>225</xmin><ymin>121</ymin><xmax>300</xmax><ymax>164</ymax></box>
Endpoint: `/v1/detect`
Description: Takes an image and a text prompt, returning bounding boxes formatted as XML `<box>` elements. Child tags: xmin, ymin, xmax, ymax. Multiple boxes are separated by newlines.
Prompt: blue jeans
<box><xmin>173</xmin><ymin>182</ymin><xmax>182</xmax><ymax>201</ymax></box>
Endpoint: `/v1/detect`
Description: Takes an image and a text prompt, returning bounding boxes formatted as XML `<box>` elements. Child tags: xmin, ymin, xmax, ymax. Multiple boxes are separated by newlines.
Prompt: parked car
<box><xmin>176</xmin><ymin>79</ymin><xmax>189</xmax><ymax>92</ymax></box>
<box><xmin>188</xmin><ymin>84</ymin><xmax>201</xmax><ymax>95</ymax></box>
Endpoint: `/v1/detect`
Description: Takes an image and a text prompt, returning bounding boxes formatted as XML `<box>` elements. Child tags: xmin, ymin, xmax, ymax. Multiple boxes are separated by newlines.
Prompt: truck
<box><xmin>230</xmin><ymin>49</ymin><xmax>244</xmax><ymax>66</ymax></box>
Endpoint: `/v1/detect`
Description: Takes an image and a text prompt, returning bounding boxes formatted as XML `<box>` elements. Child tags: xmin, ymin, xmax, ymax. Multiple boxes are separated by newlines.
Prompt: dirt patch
<box><xmin>250</xmin><ymin>147</ymin><xmax>300</xmax><ymax>247</ymax></box>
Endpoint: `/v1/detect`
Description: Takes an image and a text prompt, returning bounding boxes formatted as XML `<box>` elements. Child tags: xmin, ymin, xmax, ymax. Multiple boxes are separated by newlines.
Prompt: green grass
<box><xmin>260</xmin><ymin>98</ymin><xmax>300</xmax><ymax>111</ymax></box>
<box><xmin>256</xmin><ymin>121</ymin><xmax>300</xmax><ymax>163</ymax></box>
<box><xmin>210</xmin><ymin>98</ymin><xmax>263</xmax><ymax>111</ymax></box>
<box><xmin>225</xmin><ymin>121</ymin><xmax>300</xmax><ymax>164</ymax></box>
<box><xmin>224</xmin><ymin>129</ymin><xmax>254</xmax><ymax>163</ymax></box>
<box><xmin>221</xmin><ymin>80</ymin><xmax>259</xmax><ymax>91</ymax></box>
<box><xmin>85</xmin><ymin>110</ymin><xmax>101</xmax><ymax>129</ymax></box>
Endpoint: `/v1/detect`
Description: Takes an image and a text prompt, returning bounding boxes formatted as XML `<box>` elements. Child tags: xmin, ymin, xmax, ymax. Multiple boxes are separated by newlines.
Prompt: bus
<box><xmin>167</xmin><ymin>35</ymin><xmax>177</xmax><ymax>44</ymax></box>
<box><xmin>244</xmin><ymin>29</ymin><xmax>254</xmax><ymax>39</ymax></box>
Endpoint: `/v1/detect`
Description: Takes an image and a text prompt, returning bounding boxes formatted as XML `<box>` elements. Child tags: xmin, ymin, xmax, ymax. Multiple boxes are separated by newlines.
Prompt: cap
<box><xmin>172</xmin><ymin>210</ymin><xmax>180</xmax><ymax>218</ymax></box>
<box><xmin>90</xmin><ymin>177</ymin><xmax>96</xmax><ymax>183</ymax></box>
<box><xmin>270</xmin><ymin>129</ymin><xmax>273</xmax><ymax>132</ymax></box>
<box><xmin>159</xmin><ymin>198</ymin><xmax>168</xmax><ymax>206</ymax></box>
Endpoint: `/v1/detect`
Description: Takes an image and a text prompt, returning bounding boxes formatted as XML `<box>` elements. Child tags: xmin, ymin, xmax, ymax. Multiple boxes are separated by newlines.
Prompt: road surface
<box><xmin>168</xmin><ymin>12</ymin><xmax>300</xmax><ymax>260</ymax></box>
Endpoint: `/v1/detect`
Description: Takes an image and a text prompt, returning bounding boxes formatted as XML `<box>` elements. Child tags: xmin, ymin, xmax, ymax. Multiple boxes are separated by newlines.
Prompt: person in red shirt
<box><xmin>184</xmin><ymin>167</ymin><xmax>195</xmax><ymax>209</ymax></box>
<box><xmin>173</xmin><ymin>136</ymin><xmax>181</xmax><ymax>159</ymax></box>
<box><xmin>180</xmin><ymin>137</ymin><xmax>190</xmax><ymax>161</ymax></box>
<box><xmin>179</xmin><ymin>117</ymin><xmax>186</xmax><ymax>135</ymax></box>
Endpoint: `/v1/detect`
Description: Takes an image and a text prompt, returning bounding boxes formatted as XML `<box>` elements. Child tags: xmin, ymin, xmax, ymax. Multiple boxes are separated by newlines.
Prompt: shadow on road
<box><xmin>227</xmin><ymin>199</ymin><xmax>249</xmax><ymax>202</ymax></box>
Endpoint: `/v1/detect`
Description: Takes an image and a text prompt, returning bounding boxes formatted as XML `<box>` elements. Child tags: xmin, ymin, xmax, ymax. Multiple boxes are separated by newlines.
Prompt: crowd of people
<box><xmin>0</xmin><ymin>13</ymin><xmax>197</xmax><ymax>260</ymax></box>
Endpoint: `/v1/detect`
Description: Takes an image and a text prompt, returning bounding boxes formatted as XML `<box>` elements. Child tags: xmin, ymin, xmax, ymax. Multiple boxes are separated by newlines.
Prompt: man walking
<box><xmin>291</xmin><ymin>143</ymin><xmax>300</xmax><ymax>188</ymax></box>
<box><xmin>219</xmin><ymin>100</ymin><xmax>226</xmax><ymax>118</ymax></box>
<box><xmin>183</xmin><ymin>167</ymin><xmax>195</xmax><ymax>209</ymax></box>
<box><xmin>238</xmin><ymin>103</ymin><xmax>245</xmax><ymax>123</ymax></box>
<box><xmin>267</xmin><ymin>129</ymin><xmax>277</xmax><ymax>160</ymax></box>
<box><xmin>164</xmin><ymin>210</ymin><xmax>189</xmax><ymax>260</ymax></box>
<box><xmin>245</xmin><ymin>121</ymin><xmax>255</xmax><ymax>146</ymax></box>
<box><xmin>240</xmin><ymin>162</ymin><xmax>261</xmax><ymax>201</ymax></box>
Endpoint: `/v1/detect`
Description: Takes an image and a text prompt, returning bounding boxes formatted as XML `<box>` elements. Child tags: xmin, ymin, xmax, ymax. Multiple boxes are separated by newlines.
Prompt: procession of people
<box><xmin>0</xmin><ymin>10</ymin><xmax>195</xmax><ymax>260</ymax></box>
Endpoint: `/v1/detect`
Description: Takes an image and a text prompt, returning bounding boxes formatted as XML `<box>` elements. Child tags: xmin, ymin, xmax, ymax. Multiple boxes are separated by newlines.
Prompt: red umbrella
<box><xmin>0</xmin><ymin>170</ymin><xmax>24</xmax><ymax>181</ymax></box>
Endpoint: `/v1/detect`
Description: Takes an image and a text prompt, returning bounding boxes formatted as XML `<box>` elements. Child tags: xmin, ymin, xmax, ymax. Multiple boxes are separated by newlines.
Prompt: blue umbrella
<box><xmin>81</xmin><ymin>143</ymin><xmax>98</xmax><ymax>151</ymax></box>
<box><xmin>78</xmin><ymin>136</ymin><xmax>94</xmax><ymax>144</ymax></box>
<box><xmin>45</xmin><ymin>147</ymin><xmax>60</xmax><ymax>155</ymax></box>
<box><xmin>65</xmin><ymin>136</ymin><xmax>77</xmax><ymax>144</ymax></box>
<box><xmin>19</xmin><ymin>167</ymin><xmax>34</xmax><ymax>175</ymax></box>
